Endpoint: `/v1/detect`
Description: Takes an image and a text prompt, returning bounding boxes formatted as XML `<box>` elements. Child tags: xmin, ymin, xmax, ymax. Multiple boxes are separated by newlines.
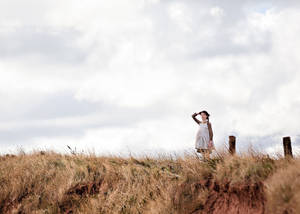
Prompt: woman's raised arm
<box><xmin>191</xmin><ymin>113</ymin><xmax>200</xmax><ymax>124</ymax></box>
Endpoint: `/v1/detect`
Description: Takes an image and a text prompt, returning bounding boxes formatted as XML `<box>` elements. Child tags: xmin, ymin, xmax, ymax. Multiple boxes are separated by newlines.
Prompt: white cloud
<box><xmin>0</xmin><ymin>0</ymin><xmax>300</xmax><ymax>157</ymax></box>
<box><xmin>210</xmin><ymin>6</ymin><xmax>224</xmax><ymax>18</ymax></box>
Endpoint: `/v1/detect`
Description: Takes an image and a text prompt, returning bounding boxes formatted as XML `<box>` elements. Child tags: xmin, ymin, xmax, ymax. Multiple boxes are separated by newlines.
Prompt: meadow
<box><xmin>0</xmin><ymin>146</ymin><xmax>299</xmax><ymax>214</ymax></box>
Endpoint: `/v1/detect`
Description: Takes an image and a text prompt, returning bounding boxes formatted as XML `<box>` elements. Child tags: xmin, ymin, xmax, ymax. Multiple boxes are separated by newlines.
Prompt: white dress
<box><xmin>195</xmin><ymin>122</ymin><xmax>210</xmax><ymax>149</ymax></box>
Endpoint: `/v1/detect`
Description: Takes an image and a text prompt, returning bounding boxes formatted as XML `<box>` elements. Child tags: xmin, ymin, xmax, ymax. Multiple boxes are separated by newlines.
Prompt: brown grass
<box><xmin>0</xmin><ymin>146</ymin><xmax>299</xmax><ymax>214</ymax></box>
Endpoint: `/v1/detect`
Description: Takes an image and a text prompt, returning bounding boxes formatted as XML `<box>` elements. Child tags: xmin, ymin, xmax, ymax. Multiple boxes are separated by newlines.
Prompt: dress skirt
<box><xmin>195</xmin><ymin>122</ymin><xmax>210</xmax><ymax>150</ymax></box>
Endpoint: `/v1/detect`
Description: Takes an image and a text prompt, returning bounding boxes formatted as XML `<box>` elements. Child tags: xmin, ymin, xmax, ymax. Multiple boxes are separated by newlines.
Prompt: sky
<box><xmin>1</xmin><ymin>0</ymin><xmax>300</xmax><ymax>158</ymax></box>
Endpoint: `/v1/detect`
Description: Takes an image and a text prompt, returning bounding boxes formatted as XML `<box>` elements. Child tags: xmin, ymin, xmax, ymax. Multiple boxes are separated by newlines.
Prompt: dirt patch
<box><xmin>172</xmin><ymin>178</ymin><xmax>266</xmax><ymax>214</ymax></box>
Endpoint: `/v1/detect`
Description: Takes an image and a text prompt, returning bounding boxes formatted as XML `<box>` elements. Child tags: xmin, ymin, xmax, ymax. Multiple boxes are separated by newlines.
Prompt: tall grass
<box><xmin>0</xmin><ymin>145</ymin><xmax>299</xmax><ymax>214</ymax></box>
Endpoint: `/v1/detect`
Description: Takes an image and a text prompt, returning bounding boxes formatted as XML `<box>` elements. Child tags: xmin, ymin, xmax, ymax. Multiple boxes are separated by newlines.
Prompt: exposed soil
<box><xmin>172</xmin><ymin>177</ymin><xmax>266</xmax><ymax>214</ymax></box>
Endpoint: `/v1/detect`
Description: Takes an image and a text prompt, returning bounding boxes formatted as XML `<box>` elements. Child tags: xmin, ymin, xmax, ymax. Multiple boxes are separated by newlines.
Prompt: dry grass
<box><xmin>0</xmin><ymin>146</ymin><xmax>299</xmax><ymax>214</ymax></box>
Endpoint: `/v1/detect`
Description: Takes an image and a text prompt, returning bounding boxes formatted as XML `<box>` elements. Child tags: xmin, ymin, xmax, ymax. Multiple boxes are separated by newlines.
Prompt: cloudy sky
<box><xmin>1</xmin><ymin>0</ymin><xmax>300</xmax><ymax>157</ymax></box>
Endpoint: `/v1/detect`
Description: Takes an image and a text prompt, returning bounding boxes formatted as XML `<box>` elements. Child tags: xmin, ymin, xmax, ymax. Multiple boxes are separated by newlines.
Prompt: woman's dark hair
<box><xmin>198</xmin><ymin>110</ymin><xmax>210</xmax><ymax>122</ymax></box>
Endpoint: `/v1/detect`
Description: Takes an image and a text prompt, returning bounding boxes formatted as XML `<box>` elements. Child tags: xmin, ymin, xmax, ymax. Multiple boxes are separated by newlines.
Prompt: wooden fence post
<box><xmin>283</xmin><ymin>136</ymin><xmax>293</xmax><ymax>158</ymax></box>
<box><xmin>229</xmin><ymin>135</ymin><xmax>236</xmax><ymax>155</ymax></box>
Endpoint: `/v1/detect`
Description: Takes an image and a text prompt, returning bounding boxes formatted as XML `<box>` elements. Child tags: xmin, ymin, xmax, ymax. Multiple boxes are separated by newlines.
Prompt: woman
<box><xmin>191</xmin><ymin>110</ymin><xmax>215</xmax><ymax>160</ymax></box>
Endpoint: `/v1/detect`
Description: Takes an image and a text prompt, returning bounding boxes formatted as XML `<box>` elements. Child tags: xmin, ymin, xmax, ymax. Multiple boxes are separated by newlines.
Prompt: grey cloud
<box><xmin>187</xmin><ymin>32</ymin><xmax>272</xmax><ymax>59</ymax></box>
<box><xmin>22</xmin><ymin>92</ymin><xmax>105</xmax><ymax>120</ymax></box>
<box><xmin>21</xmin><ymin>91</ymin><xmax>177</xmax><ymax>122</ymax></box>
<box><xmin>0</xmin><ymin>92</ymin><xmax>177</xmax><ymax>144</ymax></box>
<box><xmin>0</xmin><ymin>126</ymin><xmax>85</xmax><ymax>144</ymax></box>
<box><xmin>0</xmin><ymin>92</ymin><xmax>103</xmax><ymax>121</ymax></box>
<box><xmin>143</xmin><ymin>0</ymin><xmax>274</xmax><ymax>61</ymax></box>
<box><xmin>0</xmin><ymin>26</ymin><xmax>91</xmax><ymax>64</ymax></box>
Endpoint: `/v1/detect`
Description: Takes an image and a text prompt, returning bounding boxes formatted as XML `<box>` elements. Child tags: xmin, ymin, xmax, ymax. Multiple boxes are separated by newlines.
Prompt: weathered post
<box><xmin>229</xmin><ymin>135</ymin><xmax>236</xmax><ymax>155</ymax></box>
<box><xmin>283</xmin><ymin>136</ymin><xmax>293</xmax><ymax>158</ymax></box>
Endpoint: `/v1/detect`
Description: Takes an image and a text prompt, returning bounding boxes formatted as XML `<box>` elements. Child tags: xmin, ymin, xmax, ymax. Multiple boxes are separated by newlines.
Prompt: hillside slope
<box><xmin>0</xmin><ymin>148</ymin><xmax>299</xmax><ymax>214</ymax></box>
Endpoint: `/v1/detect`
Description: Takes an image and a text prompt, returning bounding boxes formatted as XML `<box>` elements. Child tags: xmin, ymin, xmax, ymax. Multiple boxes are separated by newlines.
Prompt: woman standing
<box><xmin>191</xmin><ymin>110</ymin><xmax>215</xmax><ymax>160</ymax></box>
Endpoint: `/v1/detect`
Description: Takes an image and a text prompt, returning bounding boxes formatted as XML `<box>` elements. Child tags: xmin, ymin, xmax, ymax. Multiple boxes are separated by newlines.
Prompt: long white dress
<box><xmin>195</xmin><ymin>122</ymin><xmax>210</xmax><ymax>150</ymax></box>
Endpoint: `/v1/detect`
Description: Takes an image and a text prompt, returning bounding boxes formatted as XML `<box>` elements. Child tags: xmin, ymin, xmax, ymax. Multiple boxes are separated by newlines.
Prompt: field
<box><xmin>0</xmin><ymin>147</ymin><xmax>299</xmax><ymax>214</ymax></box>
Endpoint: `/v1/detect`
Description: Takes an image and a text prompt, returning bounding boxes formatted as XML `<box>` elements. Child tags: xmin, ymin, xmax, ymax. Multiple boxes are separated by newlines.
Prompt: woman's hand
<box><xmin>208</xmin><ymin>140</ymin><xmax>215</xmax><ymax>149</ymax></box>
<box><xmin>192</xmin><ymin>112</ymin><xmax>198</xmax><ymax>117</ymax></box>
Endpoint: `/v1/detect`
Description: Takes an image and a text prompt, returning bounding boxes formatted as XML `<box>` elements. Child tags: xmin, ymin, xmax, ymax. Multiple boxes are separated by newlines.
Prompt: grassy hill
<box><xmin>0</xmin><ymin>147</ymin><xmax>299</xmax><ymax>214</ymax></box>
